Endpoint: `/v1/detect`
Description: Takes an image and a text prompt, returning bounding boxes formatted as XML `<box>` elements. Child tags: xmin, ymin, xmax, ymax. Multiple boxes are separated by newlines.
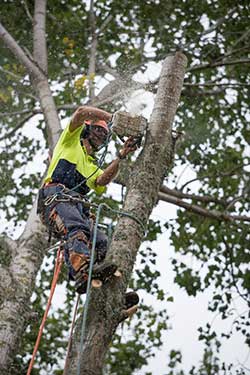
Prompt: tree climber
<box><xmin>38</xmin><ymin>106</ymin><xmax>139</xmax><ymax>311</ymax></box>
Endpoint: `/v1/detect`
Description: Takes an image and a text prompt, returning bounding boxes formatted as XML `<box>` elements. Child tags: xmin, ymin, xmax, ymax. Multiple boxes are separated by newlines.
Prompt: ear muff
<box><xmin>80</xmin><ymin>124</ymin><xmax>90</xmax><ymax>139</ymax></box>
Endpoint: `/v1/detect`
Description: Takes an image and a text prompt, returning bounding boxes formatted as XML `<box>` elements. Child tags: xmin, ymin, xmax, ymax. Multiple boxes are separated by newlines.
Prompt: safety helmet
<box><xmin>84</xmin><ymin>119</ymin><xmax>109</xmax><ymax>133</ymax></box>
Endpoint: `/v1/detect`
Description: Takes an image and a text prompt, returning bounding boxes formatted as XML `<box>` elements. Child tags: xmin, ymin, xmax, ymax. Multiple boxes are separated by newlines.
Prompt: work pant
<box><xmin>39</xmin><ymin>184</ymin><xmax>108</xmax><ymax>274</ymax></box>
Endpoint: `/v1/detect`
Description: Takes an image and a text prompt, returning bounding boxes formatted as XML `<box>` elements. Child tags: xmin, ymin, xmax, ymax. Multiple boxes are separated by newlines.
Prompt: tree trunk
<box><xmin>0</xmin><ymin>2</ymin><xmax>61</xmax><ymax>370</ymax></box>
<box><xmin>35</xmin><ymin>78</ymin><xmax>61</xmax><ymax>150</ymax></box>
<box><xmin>0</xmin><ymin>202</ymin><xmax>48</xmax><ymax>374</ymax></box>
<box><xmin>64</xmin><ymin>51</ymin><xmax>187</xmax><ymax>375</ymax></box>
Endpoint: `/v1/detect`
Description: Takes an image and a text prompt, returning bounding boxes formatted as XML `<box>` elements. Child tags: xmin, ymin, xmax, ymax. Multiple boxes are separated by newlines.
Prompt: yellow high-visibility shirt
<box><xmin>44</xmin><ymin>123</ymin><xmax>106</xmax><ymax>195</ymax></box>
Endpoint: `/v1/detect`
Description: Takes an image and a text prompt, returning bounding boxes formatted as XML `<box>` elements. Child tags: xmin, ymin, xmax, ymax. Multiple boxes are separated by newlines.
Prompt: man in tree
<box><xmin>38</xmin><ymin>105</ymin><xmax>137</xmax><ymax>296</ymax></box>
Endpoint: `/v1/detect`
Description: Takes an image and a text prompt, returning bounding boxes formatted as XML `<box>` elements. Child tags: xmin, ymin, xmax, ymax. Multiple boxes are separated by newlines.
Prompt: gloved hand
<box><xmin>118</xmin><ymin>137</ymin><xmax>139</xmax><ymax>159</ymax></box>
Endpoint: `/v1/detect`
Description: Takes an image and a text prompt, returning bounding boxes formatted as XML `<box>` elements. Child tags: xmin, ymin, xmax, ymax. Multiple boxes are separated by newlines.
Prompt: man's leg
<box><xmin>50</xmin><ymin>201</ymin><xmax>92</xmax><ymax>277</ymax></box>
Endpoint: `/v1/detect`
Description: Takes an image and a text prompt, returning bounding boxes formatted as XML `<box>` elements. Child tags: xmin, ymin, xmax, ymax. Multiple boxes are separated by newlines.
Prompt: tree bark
<box><xmin>33</xmin><ymin>0</ymin><xmax>48</xmax><ymax>74</ymax></box>
<box><xmin>87</xmin><ymin>0</ymin><xmax>97</xmax><ymax>99</ymax></box>
<box><xmin>64</xmin><ymin>51</ymin><xmax>187</xmax><ymax>375</ymax></box>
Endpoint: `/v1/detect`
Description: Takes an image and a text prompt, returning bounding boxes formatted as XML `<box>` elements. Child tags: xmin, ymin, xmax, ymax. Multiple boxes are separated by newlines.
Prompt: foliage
<box><xmin>1</xmin><ymin>0</ymin><xmax>250</xmax><ymax>373</ymax></box>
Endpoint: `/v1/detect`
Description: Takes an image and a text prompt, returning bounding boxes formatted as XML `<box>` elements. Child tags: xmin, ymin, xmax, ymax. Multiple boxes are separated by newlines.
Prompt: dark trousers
<box><xmin>39</xmin><ymin>185</ymin><xmax>108</xmax><ymax>263</ymax></box>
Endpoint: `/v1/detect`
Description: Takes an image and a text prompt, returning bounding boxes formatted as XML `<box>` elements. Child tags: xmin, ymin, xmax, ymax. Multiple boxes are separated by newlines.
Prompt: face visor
<box><xmin>84</xmin><ymin>120</ymin><xmax>109</xmax><ymax>150</ymax></box>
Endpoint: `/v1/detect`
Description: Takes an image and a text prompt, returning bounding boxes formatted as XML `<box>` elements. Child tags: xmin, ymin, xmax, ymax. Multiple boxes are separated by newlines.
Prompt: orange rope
<box><xmin>26</xmin><ymin>246</ymin><xmax>64</xmax><ymax>375</ymax></box>
<box><xmin>63</xmin><ymin>293</ymin><xmax>80</xmax><ymax>374</ymax></box>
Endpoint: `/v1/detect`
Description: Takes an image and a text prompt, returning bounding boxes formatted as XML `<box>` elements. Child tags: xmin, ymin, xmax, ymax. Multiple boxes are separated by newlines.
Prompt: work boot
<box><xmin>119</xmin><ymin>291</ymin><xmax>139</xmax><ymax>323</ymax></box>
<box><xmin>69</xmin><ymin>251</ymin><xmax>90</xmax><ymax>274</ymax></box>
<box><xmin>69</xmin><ymin>251</ymin><xmax>89</xmax><ymax>280</ymax></box>
<box><xmin>125</xmin><ymin>291</ymin><xmax>139</xmax><ymax>309</ymax></box>
<box><xmin>69</xmin><ymin>251</ymin><xmax>90</xmax><ymax>292</ymax></box>
<box><xmin>75</xmin><ymin>261</ymin><xmax>118</xmax><ymax>294</ymax></box>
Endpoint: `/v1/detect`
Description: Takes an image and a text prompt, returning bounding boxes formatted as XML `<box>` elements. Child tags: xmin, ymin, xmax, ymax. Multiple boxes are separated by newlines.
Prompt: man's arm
<box><xmin>95</xmin><ymin>137</ymin><xmax>137</xmax><ymax>186</ymax></box>
<box><xmin>69</xmin><ymin>106</ymin><xmax>112</xmax><ymax>132</ymax></box>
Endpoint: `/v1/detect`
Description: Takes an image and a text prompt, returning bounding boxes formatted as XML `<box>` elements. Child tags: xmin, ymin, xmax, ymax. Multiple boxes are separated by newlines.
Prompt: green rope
<box><xmin>76</xmin><ymin>202</ymin><xmax>144</xmax><ymax>375</ymax></box>
<box><xmin>76</xmin><ymin>203</ymin><xmax>103</xmax><ymax>375</ymax></box>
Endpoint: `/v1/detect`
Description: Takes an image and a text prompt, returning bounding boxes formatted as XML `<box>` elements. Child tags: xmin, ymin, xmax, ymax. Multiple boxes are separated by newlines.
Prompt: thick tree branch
<box><xmin>0</xmin><ymin>23</ymin><xmax>42</xmax><ymax>79</ymax></box>
<box><xmin>199</xmin><ymin>7</ymin><xmax>237</xmax><ymax>39</ymax></box>
<box><xmin>0</xmin><ymin>109</ymin><xmax>33</xmax><ymax>117</ymax></box>
<box><xmin>180</xmin><ymin>6</ymin><xmax>237</xmax><ymax>51</ymax></box>
<box><xmin>183</xmin><ymin>81</ymin><xmax>250</xmax><ymax>88</ymax></box>
<box><xmin>158</xmin><ymin>191</ymin><xmax>250</xmax><ymax>222</ymax></box>
<box><xmin>92</xmin><ymin>76</ymin><xmax>143</xmax><ymax>104</ymax></box>
<box><xmin>160</xmin><ymin>185</ymin><xmax>227</xmax><ymax>206</ymax></box>
<box><xmin>0</xmin><ymin>17</ymin><xmax>61</xmax><ymax>150</ymax></box>
<box><xmin>0</xmin><ymin>113</ymin><xmax>38</xmax><ymax>141</ymax></box>
<box><xmin>33</xmin><ymin>0</ymin><xmax>48</xmax><ymax>74</ymax></box>
<box><xmin>0</xmin><ymin>66</ymin><xmax>26</xmax><ymax>82</ymax></box>
<box><xmin>180</xmin><ymin>163</ymin><xmax>248</xmax><ymax>191</ymax></box>
<box><xmin>224</xmin><ymin>29</ymin><xmax>250</xmax><ymax>57</ymax></box>
<box><xmin>188</xmin><ymin>57</ymin><xmax>250</xmax><ymax>72</ymax></box>
<box><xmin>0</xmin><ymin>202</ymin><xmax>47</xmax><ymax>374</ymax></box>
<box><xmin>22</xmin><ymin>0</ymin><xmax>33</xmax><ymax>22</ymax></box>
<box><xmin>97</xmin><ymin>14</ymin><xmax>113</xmax><ymax>36</ymax></box>
<box><xmin>97</xmin><ymin>62</ymin><xmax>121</xmax><ymax>79</ymax></box>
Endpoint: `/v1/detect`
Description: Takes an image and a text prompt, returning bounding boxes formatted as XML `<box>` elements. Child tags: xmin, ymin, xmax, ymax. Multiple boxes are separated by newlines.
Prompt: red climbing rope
<box><xmin>26</xmin><ymin>246</ymin><xmax>64</xmax><ymax>375</ymax></box>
